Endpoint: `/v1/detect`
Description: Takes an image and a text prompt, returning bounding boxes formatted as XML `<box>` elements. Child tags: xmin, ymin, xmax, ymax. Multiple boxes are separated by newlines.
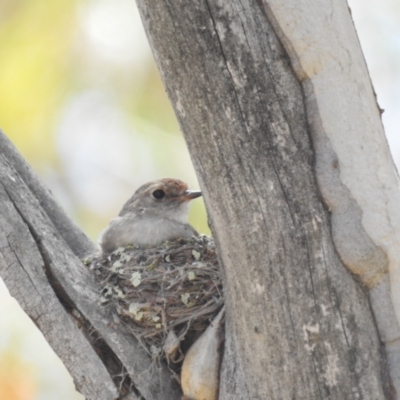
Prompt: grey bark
<box><xmin>0</xmin><ymin>0</ymin><xmax>396</xmax><ymax>399</ymax></box>
<box><xmin>0</xmin><ymin>131</ymin><xmax>181</xmax><ymax>400</ymax></box>
<box><xmin>135</xmin><ymin>0</ymin><xmax>392</xmax><ymax>399</ymax></box>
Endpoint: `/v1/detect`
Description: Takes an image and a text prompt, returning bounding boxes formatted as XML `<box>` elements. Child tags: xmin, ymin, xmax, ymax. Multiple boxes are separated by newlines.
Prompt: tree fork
<box><xmin>135</xmin><ymin>0</ymin><xmax>397</xmax><ymax>398</ymax></box>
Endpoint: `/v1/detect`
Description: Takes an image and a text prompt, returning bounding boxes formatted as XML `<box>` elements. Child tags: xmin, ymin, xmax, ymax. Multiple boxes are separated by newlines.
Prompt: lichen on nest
<box><xmin>85</xmin><ymin>235</ymin><xmax>223</xmax><ymax>365</ymax></box>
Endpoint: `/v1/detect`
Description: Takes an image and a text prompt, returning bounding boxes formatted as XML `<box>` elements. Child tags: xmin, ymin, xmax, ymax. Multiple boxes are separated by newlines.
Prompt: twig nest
<box><xmin>86</xmin><ymin>235</ymin><xmax>223</xmax><ymax>364</ymax></box>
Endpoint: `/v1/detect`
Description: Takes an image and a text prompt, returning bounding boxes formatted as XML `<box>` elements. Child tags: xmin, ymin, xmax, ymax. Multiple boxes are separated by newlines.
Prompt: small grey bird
<box><xmin>99</xmin><ymin>178</ymin><xmax>202</xmax><ymax>253</ymax></box>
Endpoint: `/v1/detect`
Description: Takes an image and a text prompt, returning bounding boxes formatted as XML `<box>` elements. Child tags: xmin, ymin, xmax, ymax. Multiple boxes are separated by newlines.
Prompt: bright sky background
<box><xmin>0</xmin><ymin>0</ymin><xmax>398</xmax><ymax>399</ymax></box>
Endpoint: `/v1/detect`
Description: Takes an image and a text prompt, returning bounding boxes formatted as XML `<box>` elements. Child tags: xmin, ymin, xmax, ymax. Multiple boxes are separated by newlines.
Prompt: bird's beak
<box><xmin>180</xmin><ymin>190</ymin><xmax>202</xmax><ymax>202</ymax></box>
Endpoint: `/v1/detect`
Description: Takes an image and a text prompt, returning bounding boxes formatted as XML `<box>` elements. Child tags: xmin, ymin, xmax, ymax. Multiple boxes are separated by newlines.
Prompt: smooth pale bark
<box><xmin>135</xmin><ymin>0</ymin><xmax>395</xmax><ymax>398</ymax></box>
<box><xmin>0</xmin><ymin>131</ymin><xmax>181</xmax><ymax>400</ymax></box>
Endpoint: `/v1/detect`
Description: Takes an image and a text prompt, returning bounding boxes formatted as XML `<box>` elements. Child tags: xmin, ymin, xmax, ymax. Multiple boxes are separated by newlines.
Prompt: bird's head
<box><xmin>119</xmin><ymin>178</ymin><xmax>202</xmax><ymax>223</ymax></box>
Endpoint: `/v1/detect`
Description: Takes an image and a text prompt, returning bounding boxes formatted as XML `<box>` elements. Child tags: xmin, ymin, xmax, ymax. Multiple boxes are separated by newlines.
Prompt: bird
<box><xmin>99</xmin><ymin>178</ymin><xmax>202</xmax><ymax>253</ymax></box>
<box><xmin>97</xmin><ymin>178</ymin><xmax>223</xmax><ymax>400</ymax></box>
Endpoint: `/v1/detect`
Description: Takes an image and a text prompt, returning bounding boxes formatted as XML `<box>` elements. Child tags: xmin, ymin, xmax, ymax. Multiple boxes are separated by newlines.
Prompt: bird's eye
<box><xmin>152</xmin><ymin>189</ymin><xmax>165</xmax><ymax>199</ymax></box>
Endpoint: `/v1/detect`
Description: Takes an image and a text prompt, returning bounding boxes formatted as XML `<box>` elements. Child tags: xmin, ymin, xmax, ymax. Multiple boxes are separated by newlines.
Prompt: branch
<box><xmin>0</xmin><ymin>133</ymin><xmax>181</xmax><ymax>399</ymax></box>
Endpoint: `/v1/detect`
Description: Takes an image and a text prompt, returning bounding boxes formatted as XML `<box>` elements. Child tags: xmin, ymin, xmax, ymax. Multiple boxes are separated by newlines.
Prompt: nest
<box><xmin>85</xmin><ymin>235</ymin><xmax>223</xmax><ymax>365</ymax></box>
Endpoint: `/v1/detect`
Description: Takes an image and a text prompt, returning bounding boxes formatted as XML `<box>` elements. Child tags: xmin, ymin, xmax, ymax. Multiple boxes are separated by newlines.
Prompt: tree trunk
<box><xmin>134</xmin><ymin>0</ymin><xmax>400</xmax><ymax>398</ymax></box>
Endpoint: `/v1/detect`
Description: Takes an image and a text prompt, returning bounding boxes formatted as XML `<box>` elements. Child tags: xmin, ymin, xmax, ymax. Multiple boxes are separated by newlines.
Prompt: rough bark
<box><xmin>0</xmin><ymin>131</ymin><xmax>181</xmax><ymax>400</ymax></box>
<box><xmin>135</xmin><ymin>0</ymin><xmax>395</xmax><ymax>398</ymax></box>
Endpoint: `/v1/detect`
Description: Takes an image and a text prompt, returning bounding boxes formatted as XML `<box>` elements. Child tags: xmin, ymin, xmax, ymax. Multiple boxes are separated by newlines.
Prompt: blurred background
<box><xmin>0</xmin><ymin>0</ymin><xmax>399</xmax><ymax>398</ymax></box>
